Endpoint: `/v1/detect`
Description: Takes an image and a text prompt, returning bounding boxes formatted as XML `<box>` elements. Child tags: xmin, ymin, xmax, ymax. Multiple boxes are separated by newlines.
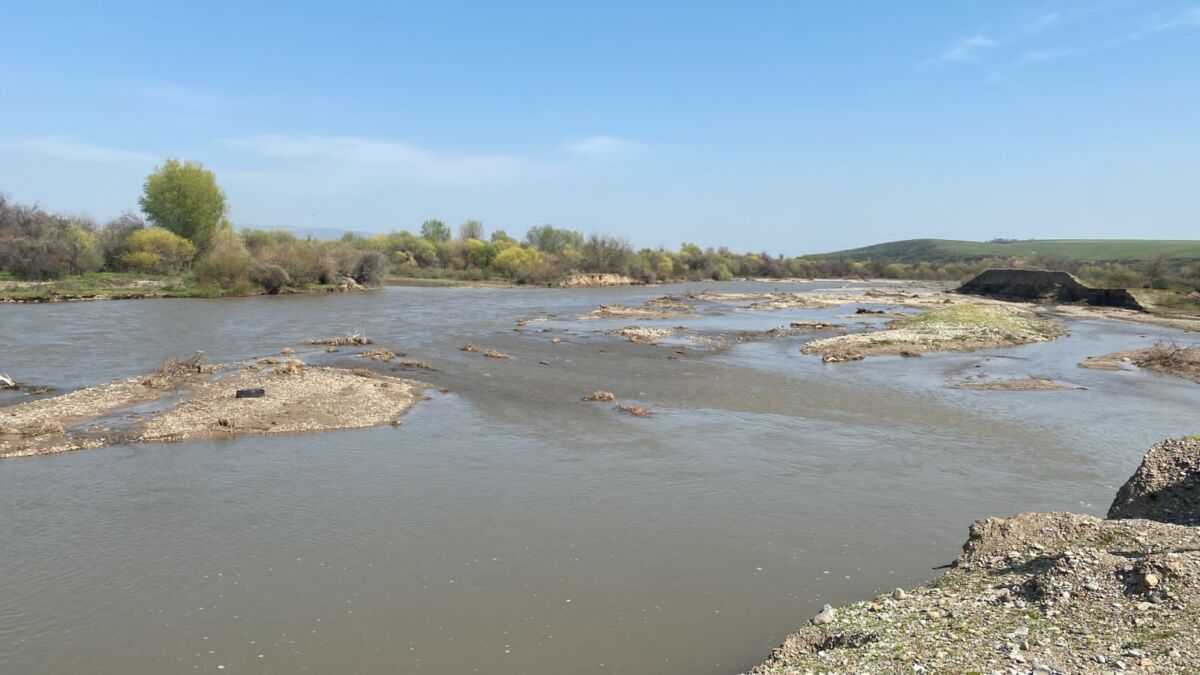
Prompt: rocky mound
<box><xmin>749</xmin><ymin>437</ymin><xmax>1200</xmax><ymax>674</ymax></box>
<box><xmin>1109</xmin><ymin>436</ymin><xmax>1200</xmax><ymax>526</ymax></box>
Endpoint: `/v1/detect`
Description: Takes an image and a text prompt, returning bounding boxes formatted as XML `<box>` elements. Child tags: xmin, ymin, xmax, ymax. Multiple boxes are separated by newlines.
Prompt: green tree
<box><xmin>458</xmin><ymin>219</ymin><xmax>484</xmax><ymax>241</ymax></box>
<box><xmin>138</xmin><ymin>160</ymin><xmax>227</xmax><ymax>251</ymax></box>
<box><xmin>120</xmin><ymin>227</ymin><xmax>197</xmax><ymax>274</ymax></box>
<box><xmin>421</xmin><ymin>219</ymin><xmax>450</xmax><ymax>242</ymax></box>
<box><xmin>525</xmin><ymin>225</ymin><xmax>584</xmax><ymax>254</ymax></box>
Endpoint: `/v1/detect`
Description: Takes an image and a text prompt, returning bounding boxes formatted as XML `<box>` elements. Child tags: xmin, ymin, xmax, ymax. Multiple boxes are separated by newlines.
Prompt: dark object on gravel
<box><xmin>1108</xmin><ymin>436</ymin><xmax>1200</xmax><ymax>525</ymax></box>
<box><xmin>235</xmin><ymin>388</ymin><xmax>266</xmax><ymax>399</ymax></box>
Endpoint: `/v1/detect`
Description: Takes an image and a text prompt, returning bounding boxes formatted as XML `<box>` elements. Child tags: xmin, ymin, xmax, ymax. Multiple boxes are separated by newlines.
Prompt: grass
<box><xmin>0</xmin><ymin>272</ymin><xmax>192</xmax><ymax>301</ymax></box>
<box><xmin>893</xmin><ymin>303</ymin><xmax>1062</xmax><ymax>339</ymax></box>
<box><xmin>814</xmin><ymin>238</ymin><xmax>1200</xmax><ymax>263</ymax></box>
<box><xmin>1130</xmin><ymin>289</ymin><xmax>1200</xmax><ymax>317</ymax></box>
<box><xmin>0</xmin><ymin>272</ymin><xmax>347</xmax><ymax>302</ymax></box>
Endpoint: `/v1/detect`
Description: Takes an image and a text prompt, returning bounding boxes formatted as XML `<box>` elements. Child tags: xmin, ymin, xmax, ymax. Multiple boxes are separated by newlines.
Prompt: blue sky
<box><xmin>1</xmin><ymin>1</ymin><xmax>1197</xmax><ymax>253</ymax></box>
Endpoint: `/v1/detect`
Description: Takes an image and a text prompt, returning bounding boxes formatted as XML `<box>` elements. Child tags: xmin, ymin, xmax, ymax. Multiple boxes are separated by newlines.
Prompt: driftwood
<box><xmin>309</xmin><ymin>334</ymin><xmax>372</xmax><ymax>346</ymax></box>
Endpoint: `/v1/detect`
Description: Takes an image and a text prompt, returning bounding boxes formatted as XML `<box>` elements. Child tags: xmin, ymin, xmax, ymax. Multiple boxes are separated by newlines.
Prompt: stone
<box><xmin>235</xmin><ymin>388</ymin><xmax>266</xmax><ymax>399</ymax></box>
<box><xmin>1107</xmin><ymin>437</ymin><xmax>1200</xmax><ymax>525</ymax></box>
<box><xmin>812</xmin><ymin>604</ymin><xmax>836</xmax><ymax>625</ymax></box>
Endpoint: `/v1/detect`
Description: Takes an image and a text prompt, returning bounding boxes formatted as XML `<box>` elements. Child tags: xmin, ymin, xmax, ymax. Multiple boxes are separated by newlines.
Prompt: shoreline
<box><xmin>748</xmin><ymin>437</ymin><xmax>1200</xmax><ymax>674</ymax></box>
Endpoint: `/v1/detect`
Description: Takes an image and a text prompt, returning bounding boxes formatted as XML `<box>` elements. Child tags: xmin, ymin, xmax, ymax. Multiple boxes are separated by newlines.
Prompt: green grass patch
<box><xmin>893</xmin><ymin>303</ymin><xmax>1061</xmax><ymax>338</ymax></box>
<box><xmin>814</xmin><ymin>238</ymin><xmax>1200</xmax><ymax>263</ymax></box>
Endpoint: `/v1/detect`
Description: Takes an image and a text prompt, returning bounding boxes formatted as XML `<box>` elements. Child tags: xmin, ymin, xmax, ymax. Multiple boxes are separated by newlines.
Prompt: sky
<box><xmin>1</xmin><ymin>1</ymin><xmax>1197</xmax><ymax>254</ymax></box>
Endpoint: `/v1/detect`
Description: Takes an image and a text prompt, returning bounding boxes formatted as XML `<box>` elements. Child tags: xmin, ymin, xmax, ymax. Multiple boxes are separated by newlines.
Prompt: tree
<box><xmin>421</xmin><ymin>219</ymin><xmax>450</xmax><ymax>242</ymax></box>
<box><xmin>120</xmin><ymin>227</ymin><xmax>196</xmax><ymax>274</ymax></box>
<box><xmin>138</xmin><ymin>159</ymin><xmax>226</xmax><ymax>251</ymax></box>
<box><xmin>458</xmin><ymin>219</ymin><xmax>484</xmax><ymax>241</ymax></box>
<box><xmin>525</xmin><ymin>225</ymin><xmax>583</xmax><ymax>254</ymax></box>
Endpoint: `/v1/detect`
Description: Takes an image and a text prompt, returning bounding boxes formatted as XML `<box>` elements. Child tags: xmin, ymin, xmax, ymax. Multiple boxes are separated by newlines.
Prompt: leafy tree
<box><xmin>525</xmin><ymin>225</ymin><xmax>583</xmax><ymax>254</ymax></box>
<box><xmin>63</xmin><ymin>225</ymin><xmax>103</xmax><ymax>275</ymax></box>
<box><xmin>120</xmin><ymin>227</ymin><xmax>197</xmax><ymax>274</ymax></box>
<box><xmin>458</xmin><ymin>219</ymin><xmax>484</xmax><ymax>241</ymax></box>
<box><xmin>493</xmin><ymin>246</ymin><xmax>545</xmax><ymax>282</ymax></box>
<box><xmin>420</xmin><ymin>219</ymin><xmax>450</xmax><ymax>242</ymax></box>
<box><xmin>139</xmin><ymin>160</ymin><xmax>227</xmax><ymax>251</ymax></box>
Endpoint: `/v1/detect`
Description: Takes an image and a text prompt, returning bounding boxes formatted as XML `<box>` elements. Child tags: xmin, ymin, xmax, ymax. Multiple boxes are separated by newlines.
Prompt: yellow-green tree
<box><xmin>139</xmin><ymin>160</ymin><xmax>227</xmax><ymax>251</ymax></box>
<box><xmin>120</xmin><ymin>227</ymin><xmax>197</xmax><ymax>274</ymax></box>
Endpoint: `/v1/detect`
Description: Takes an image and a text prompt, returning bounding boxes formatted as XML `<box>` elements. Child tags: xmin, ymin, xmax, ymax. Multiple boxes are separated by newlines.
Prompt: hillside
<box><xmin>813</xmin><ymin>238</ymin><xmax>1200</xmax><ymax>263</ymax></box>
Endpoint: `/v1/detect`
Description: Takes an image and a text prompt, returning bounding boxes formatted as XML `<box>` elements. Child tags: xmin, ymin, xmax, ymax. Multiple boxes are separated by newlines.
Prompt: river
<box><xmin>2</xmin><ymin>280</ymin><xmax>1198</xmax><ymax>674</ymax></box>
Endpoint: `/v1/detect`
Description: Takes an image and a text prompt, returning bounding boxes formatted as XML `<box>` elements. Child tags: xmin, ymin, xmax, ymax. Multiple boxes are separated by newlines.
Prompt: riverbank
<box><xmin>0</xmin><ymin>354</ymin><xmax>425</xmax><ymax>458</ymax></box>
<box><xmin>1081</xmin><ymin>343</ymin><xmax>1200</xmax><ymax>383</ymax></box>
<box><xmin>0</xmin><ymin>272</ymin><xmax>373</xmax><ymax>303</ymax></box>
<box><xmin>749</xmin><ymin>437</ymin><xmax>1200</xmax><ymax>675</ymax></box>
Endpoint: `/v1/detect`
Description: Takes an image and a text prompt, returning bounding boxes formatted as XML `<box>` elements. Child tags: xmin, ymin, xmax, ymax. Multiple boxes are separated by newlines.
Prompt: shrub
<box><xmin>352</xmin><ymin>251</ymin><xmax>388</xmax><ymax>286</ymax></box>
<box><xmin>120</xmin><ymin>250</ymin><xmax>162</xmax><ymax>273</ymax></box>
<box><xmin>121</xmin><ymin>227</ymin><xmax>196</xmax><ymax>274</ymax></box>
<box><xmin>1</xmin><ymin>238</ymin><xmax>73</xmax><ymax>280</ymax></box>
<box><xmin>62</xmin><ymin>225</ymin><xmax>103</xmax><ymax>275</ymax></box>
<box><xmin>493</xmin><ymin>246</ymin><xmax>549</xmax><ymax>283</ymax></box>
<box><xmin>194</xmin><ymin>230</ymin><xmax>251</xmax><ymax>292</ymax></box>
<box><xmin>98</xmin><ymin>213</ymin><xmax>145</xmax><ymax>270</ymax></box>
<box><xmin>249</xmin><ymin>262</ymin><xmax>291</xmax><ymax>294</ymax></box>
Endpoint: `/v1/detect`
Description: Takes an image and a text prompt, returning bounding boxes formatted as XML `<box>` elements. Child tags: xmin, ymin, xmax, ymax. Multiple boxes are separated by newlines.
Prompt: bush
<box><xmin>194</xmin><ymin>231</ymin><xmax>252</xmax><ymax>292</ymax></box>
<box><xmin>0</xmin><ymin>238</ymin><xmax>73</xmax><ymax>280</ymax></box>
<box><xmin>120</xmin><ymin>250</ymin><xmax>162</xmax><ymax>273</ymax></box>
<box><xmin>98</xmin><ymin>213</ymin><xmax>145</xmax><ymax>270</ymax></box>
<box><xmin>249</xmin><ymin>262</ymin><xmax>291</xmax><ymax>294</ymax></box>
<box><xmin>493</xmin><ymin>246</ymin><xmax>550</xmax><ymax>283</ymax></box>
<box><xmin>121</xmin><ymin>227</ymin><xmax>196</xmax><ymax>274</ymax></box>
<box><xmin>352</xmin><ymin>251</ymin><xmax>388</xmax><ymax>286</ymax></box>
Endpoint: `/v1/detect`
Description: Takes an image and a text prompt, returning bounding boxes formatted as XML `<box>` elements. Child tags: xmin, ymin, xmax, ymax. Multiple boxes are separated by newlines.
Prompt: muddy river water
<box><xmin>2</xmin><ymin>280</ymin><xmax>1199</xmax><ymax>674</ymax></box>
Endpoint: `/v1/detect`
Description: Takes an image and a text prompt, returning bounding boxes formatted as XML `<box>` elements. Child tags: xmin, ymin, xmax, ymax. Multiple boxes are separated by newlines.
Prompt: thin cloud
<box><xmin>563</xmin><ymin>135</ymin><xmax>645</xmax><ymax>157</ymax></box>
<box><xmin>223</xmin><ymin>134</ymin><xmax>531</xmax><ymax>186</ymax></box>
<box><xmin>939</xmin><ymin>34</ymin><xmax>998</xmax><ymax>63</ymax></box>
<box><xmin>1019</xmin><ymin>6</ymin><xmax>1200</xmax><ymax>65</ymax></box>
<box><xmin>0</xmin><ymin>136</ymin><xmax>157</xmax><ymax>165</ymax></box>
<box><xmin>1024</xmin><ymin>12</ymin><xmax>1061</xmax><ymax>34</ymax></box>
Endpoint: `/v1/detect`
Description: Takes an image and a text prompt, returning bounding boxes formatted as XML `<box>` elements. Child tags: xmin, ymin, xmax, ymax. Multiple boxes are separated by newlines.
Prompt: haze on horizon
<box><xmin>1</xmin><ymin>1</ymin><xmax>1197</xmax><ymax>255</ymax></box>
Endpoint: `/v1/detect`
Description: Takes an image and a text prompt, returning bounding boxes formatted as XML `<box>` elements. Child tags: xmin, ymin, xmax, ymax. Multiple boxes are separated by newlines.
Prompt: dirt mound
<box><xmin>749</xmin><ymin>438</ymin><xmax>1200</xmax><ymax>674</ymax></box>
<box><xmin>1108</xmin><ymin>436</ymin><xmax>1200</xmax><ymax>525</ymax></box>
<box><xmin>958</xmin><ymin>268</ymin><xmax>1146</xmax><ymax>311</ymax></box>
<box><xmin>559</xmin><ymin>273</ymin><xmax>639</xmax><ymax>288</ymax></box>
<box><xmin>1</xmin><ymin>359</ymin><xmax>426</xmax><ymax>458</ymax></box>
<box><xmin>803</xmin><ymin>303</ymin><xmax>1064</xmax><ymax>360</ymax></box>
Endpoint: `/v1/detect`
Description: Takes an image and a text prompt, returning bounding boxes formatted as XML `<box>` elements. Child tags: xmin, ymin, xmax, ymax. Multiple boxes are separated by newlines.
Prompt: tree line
<box><xmin>3</xmin><ymin>161</ymin><xmax>1199</xmax><ymax>293</ymax></box>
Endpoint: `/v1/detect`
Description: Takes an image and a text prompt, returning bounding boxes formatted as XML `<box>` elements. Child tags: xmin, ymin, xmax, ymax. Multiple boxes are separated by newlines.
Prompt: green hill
<box><xmin>812</xmin><ymin>239</ymin><xmax>1200</xmax><ymax>263</ymax></box>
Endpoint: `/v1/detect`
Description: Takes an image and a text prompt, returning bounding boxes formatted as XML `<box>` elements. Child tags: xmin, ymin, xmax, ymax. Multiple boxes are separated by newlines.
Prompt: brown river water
<box><xmin>2</xmin><ymin>280</ymin><xmax>1199</xmax><ymax>674</ymax></box>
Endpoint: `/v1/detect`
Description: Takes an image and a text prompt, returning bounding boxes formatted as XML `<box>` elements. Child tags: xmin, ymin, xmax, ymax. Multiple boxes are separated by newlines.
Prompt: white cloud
<box><xmin>940</xmin><ymin>34</ymin><xmax>998</xmax><ymax>62</ymax></box>
<box><xmin>0</xmin><ymin>136</ymin><xmax>157</xmax><ymax>165</ymax></box>
<box><xmin>563</xmin><ymin>135</ymin><xmax>645</xmax><ymax>157</ymax></box>
<box><xmin>1025</xmin><ymin>12</ymin><xmax>1061</xmax><ymax>34</ymax></box>
<box><xmin>223</xmin><ymin>134</ymin><xmax>530</xmax><ymax>186</ymax></box>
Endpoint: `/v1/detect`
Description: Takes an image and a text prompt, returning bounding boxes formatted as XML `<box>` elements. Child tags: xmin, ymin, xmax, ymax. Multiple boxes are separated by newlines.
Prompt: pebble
<box><xmin>812</xmin><ymin>604</ymin><xmax>836</xmax><ymax>625</ymax></box>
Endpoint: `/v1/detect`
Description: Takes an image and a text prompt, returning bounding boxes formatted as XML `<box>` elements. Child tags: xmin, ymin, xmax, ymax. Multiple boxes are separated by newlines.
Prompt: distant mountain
<box><xmin>811</xmin><ymin>238</ymin><xmax>1200</xmax><ymax>263</ymax></box>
